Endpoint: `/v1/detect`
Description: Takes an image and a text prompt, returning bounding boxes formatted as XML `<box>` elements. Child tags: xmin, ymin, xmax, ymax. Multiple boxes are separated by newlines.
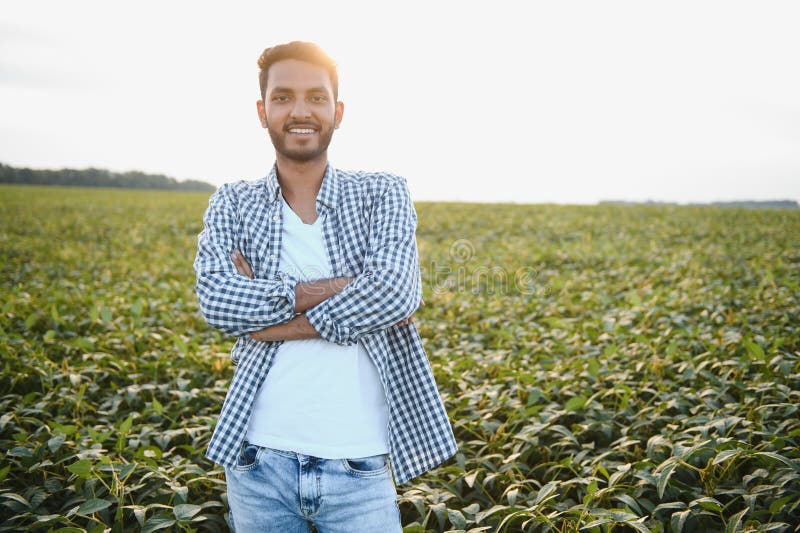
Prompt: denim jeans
<box><xmin>225</xmin><ymin>442</ymin><xmax>402</xmax><ymax>532</ymax></box>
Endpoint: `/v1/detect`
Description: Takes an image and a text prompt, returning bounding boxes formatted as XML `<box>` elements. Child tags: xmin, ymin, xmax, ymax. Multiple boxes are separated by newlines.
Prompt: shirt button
<box><xmin>269</xmin><ymin>254</ymin><xmax>277</xmax><ymax>261</ymax></box>
<box><xmin>272</xmin><ymin>215</ymin><xmax>279</xmax><ymax>221</ymax></box>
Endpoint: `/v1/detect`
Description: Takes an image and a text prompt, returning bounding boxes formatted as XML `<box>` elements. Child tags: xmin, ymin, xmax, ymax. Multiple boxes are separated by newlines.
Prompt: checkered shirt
<box><xmin>193</xmin><ymin>164</ymin><xmax>457</xmax><ymax>485</ymax></box>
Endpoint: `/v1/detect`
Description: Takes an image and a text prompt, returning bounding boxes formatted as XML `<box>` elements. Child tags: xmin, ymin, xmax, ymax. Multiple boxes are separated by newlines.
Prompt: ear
<box><xmin>334</xmin><ymin>100</ymin><xmax>344</xmax><ymax>129</ymax></box>
<box><xmin>256</xmin><ymin>99</ymin><xmax>268</xmax><ymax>128</ymax></box>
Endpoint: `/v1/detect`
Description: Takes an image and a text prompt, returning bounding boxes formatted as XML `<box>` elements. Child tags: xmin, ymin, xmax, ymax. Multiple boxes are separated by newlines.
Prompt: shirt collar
<box><xmin>263</xmin><ymin>163</ymin><xmax>338</xmax><ymax>211</ymax></box>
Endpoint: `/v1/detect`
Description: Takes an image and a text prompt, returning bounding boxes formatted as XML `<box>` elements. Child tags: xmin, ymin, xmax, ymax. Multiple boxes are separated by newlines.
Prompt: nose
<box><xmin>290</xmin><ymin>98</ymin><xmax>311</xmax><ymax>119</ymax></box>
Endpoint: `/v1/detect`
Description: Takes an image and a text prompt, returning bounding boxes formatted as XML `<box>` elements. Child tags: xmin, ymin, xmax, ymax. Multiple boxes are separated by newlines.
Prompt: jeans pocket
<box><xmin>342</xmin><ymin>453</ymin><xmax>389</xmax><ymax>477</ymax></box>
<box><xmin>233</xmin><ymin>442</ymin><xmax>261</xmax><ymax>471</ymax></box>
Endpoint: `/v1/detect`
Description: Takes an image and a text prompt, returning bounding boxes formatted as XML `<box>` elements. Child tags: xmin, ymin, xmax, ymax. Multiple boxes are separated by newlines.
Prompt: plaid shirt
<box><xmin>193</xmin><ymin>164</ymin><xmax>457</xmax><ymax>485</ymax></box>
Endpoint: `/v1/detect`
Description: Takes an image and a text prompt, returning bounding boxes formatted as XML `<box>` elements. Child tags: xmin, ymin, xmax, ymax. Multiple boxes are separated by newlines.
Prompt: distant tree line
<box><xmin>0</xmin><ymin>163</ymin><xmax>215</xmax><ymax>192</ymax></box>
<box><xmin>600</xmin><ymin>199</ymin><xmax>799</xmax><ymax>209</ymax></box>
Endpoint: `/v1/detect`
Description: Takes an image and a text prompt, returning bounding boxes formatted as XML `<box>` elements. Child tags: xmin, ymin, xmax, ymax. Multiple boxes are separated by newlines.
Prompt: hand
<box><xmin>231</xmin><ymin>249</ymin><xmax>254</xmax><ymax>279</ymax></box>
<box><xmin>249</xmin><ymin>325</ymin><xmax>282</xmax><ymax>342</ymax></box>
<box><xmin>395</xmin><ymin>298</ymin><xmax>424</xmax><ymax>326</ymax></box>
<box><xmin>249</xmin><ymin>314</ymin><xmax>319</xmax><ymax>342</ymax></box>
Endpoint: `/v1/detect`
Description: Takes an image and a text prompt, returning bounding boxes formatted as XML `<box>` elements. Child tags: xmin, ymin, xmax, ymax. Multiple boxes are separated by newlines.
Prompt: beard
<box><xmin>267</xmin><ymin>122</ymin><xmax>335</xmax><ymax>163</ymax></box>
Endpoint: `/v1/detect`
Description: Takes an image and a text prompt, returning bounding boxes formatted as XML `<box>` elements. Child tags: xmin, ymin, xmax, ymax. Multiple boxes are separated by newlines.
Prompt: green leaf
<box><xmin>724</xmin><ymin>507</ymin><xmax>748</xmax><ymax>533</ymax></box>
<box><xmin>141</xmin><ymin>516</ymin><xmax>176</xmax><ymax>533</ymax></box>
<box><xmin>1</xmin><ymin>493</ymin><xmax>31</xmax><ymax>508</ymax></box>
<box><xmin>9</xmin><ymin>446</ymin><xmax>32</xmax><ymax>457</ymax></box>
<box><xmin>690</xmin><ymin>496</ymin><xmax>723</xmax><ymax>512</ymax></box>
<box><xmin>0</xmin><ymin>413</ymin><xmax>12</xmax><ymax>431</ymax></box>
<box><xmin>130</xmin><ymin>505</ymin><xmax>147</xmax><ymax>526</ymax></box>
<box><xmin>52</xmin><ymin>423</ymin><xmax>78</xmax><ymax>436</ymax></box>
<box><xmin>173</xmin><ymin>504</ymin><xmax>202</xmax><ymax>521</ymax></box>
<box><xmin>78</xmin><ymin>498</ymin><xmax>112</xmax><ymax>515</ymax></box>
<box><xmin>753</xmin><ymin>452</ymin><xmax>800</xmax><ymax>472</ymax></box>
<box><xmin>625</xmin><ymin>519</ymin><xmax>653</xmax><ymax>533</ymax></box>
<box><xmin>769</xmin><ymin>495</ymin><xmax>794</xmax><ymax>514</ymax></box>
<box><xmin>462</xmin><ymin>503</ymin><xmax>480</xmax><ymax>515</ymax></box>
<box><xmin>656</xmin><ymin>461</ymin><xmax>678</xmax><ymax>500</ymax></box>
<box><xmin>67</xmin><ymin>459</ymin><xmax>92</xmax><ymax>478</ymax></box>
<box><xmin>24</xmin><ymin>312</ymin><xmax>38</xmax><ymax>330</ymax></box>
<box><xmin>587</xmin><ymin>357</ymin><xmax>600</xmax><ymax>378</ymax></box>
<box><xmin>565</xmin><ymin>395</ymin><xmax>588</xmax><ymax>412</ymax></box>
<box><xmin>174</xmin><ymin>335</ymin><xmax>188</xmax><ymax>353</ymax></box>
<box><xmin>119</xmin><ymin>414</ymin><xmax>134</xmax><ymax>435</ymax></box>
<box><xmin>48</xmin><ymin>434</ymin><xmax>66</xmax><ymax>453</ymax></box>
<box><xmin>647</xmin><ymin>435</ymin><xmax>672</xmax><ymax>456</ymax></box>
<box><xmin>671</xmin><ymin>509</ymin><xmax>691</xmax><ymax>533</ymax></box>
<box><xmin>506</xmin><ymin>488</ymin><xmax>519</xmax><ymax>506</ymax></box>
<box><xmin>713</xmin><ymin>449</ymin><xmax>740</xmax><ymax>465</ymax></box>
<box><xmin>429</xmin><ymin>502</ymin><xmax>447</xmax><ymax>530</ymax></box>
<box><xmin>475</xmin><ymin>504</ymin><xmax>508</xmax><ymax>524</ymax></box>
<box><xmin>534</xmin><ymin>481</ymin><xmax>559</xmax><ymax>506</ymax></box>
<box><xmin>118</xmin><ymin>462</ymin><xmax>136</xmax><ymax>479</ymax></box>
<box><xmin>447</xmin><ymin>508</ymin><xmax>467</xmax><ymax>529</ymax></box>
<box><xmin>50</xmin><ymin>303</ymin><xmax>61</xmax><ymax>323</ymax></box>
<box><xmin>582</xmin><ymin>518</ymin><xmax>613</xmax><ymax>529</ymax></box>
<box><xmin>152</xmin><ymin>397</ymin><xmax>163</xmax><ymax>415</ymax></box>
<box><xmin>609</xmin><ymin>463</ymin><xmax>631</xmax><ymax>487</ymax></box>
<box><xmin>608</xmin><ymin>510</ymin><xmax>640</xmax><ymax>522</ymax></box>
<box><xmin>615</xmin><ymin>494</ymin><xmax>642</xmax><ymax>515</ymax></box>
<box><xmin>742</xmin><ymin>338</ymin><xmax>765</xmax><ymax>361</ymax></box>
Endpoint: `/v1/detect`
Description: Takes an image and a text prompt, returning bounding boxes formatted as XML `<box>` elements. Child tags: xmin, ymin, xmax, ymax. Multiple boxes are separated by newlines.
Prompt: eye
<box><xmin>310</xmin><ymin>95</ymin><xmax>328</xmax><ymax>104</ymax></box>
<box><xmin>272</xmin><ymin>95</ymin><xmax>290</xmax><ymax>103</ymax></box>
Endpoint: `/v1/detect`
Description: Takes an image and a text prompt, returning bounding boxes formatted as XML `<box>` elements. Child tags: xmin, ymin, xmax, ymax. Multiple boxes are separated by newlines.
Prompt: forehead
<box><xmin>266</xmin><ymin>59</ymin><xmax>334</xmax><ymax>93</ymax></box>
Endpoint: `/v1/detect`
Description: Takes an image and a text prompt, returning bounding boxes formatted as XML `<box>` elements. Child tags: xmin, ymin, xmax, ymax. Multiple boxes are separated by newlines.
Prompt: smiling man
<box><xmin>193</xmin><ymin>41</ymin><xmax>457</xmax><ymax>532</ymax></box>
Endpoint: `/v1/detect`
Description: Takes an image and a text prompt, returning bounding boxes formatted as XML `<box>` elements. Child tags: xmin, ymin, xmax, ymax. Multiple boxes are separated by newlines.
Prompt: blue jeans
<box><xmin>225</xmin><ymin>442</ymin><xmax>402</xmax><ymax>532</ymax></box>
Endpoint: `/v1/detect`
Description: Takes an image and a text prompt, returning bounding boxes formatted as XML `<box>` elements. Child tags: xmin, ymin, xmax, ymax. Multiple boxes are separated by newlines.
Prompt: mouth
<box><xmin>286</xmin><ymin>125</ymin><xmax>318</xmax><ymax>136</ymax></box>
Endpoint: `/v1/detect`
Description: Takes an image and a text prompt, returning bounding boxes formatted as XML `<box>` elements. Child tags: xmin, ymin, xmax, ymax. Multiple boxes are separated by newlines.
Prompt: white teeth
<box><xmin>289</xmin><ymin>128</ymin><xmax>315</xmax><ymax>134</ymax></box>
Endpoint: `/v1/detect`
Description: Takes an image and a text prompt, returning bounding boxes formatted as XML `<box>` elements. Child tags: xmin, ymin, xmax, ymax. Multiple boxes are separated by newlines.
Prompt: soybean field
<box><xmin>1</xmin><ymin>184</ymin><xmax>799</xmax><ymax>532</ymax></box>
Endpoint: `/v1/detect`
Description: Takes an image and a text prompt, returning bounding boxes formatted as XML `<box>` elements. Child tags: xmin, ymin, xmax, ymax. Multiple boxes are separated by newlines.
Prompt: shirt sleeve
<box><xmin>304</xmin><ymin>177</ymin><xmax>422</xmax><ymax>346</ymax></box>
<box><xmin>193</xmin><ymin>184</ymin><xmax>298</xmax><ymax>337</ymax></box>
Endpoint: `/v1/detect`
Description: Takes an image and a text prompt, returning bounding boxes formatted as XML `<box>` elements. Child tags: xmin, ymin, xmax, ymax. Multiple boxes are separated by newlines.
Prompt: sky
<box><xmin>2</xmin><ymin>1</ymin><xmax>799</xmax><ymax>204</ymax></box>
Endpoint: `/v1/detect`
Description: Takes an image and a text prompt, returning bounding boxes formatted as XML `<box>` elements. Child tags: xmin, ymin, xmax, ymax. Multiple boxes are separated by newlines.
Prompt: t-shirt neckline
<box><xmin>281</xmin><ymin>195</ymin><xmax>323</xmax><ymax>227</ymax></box>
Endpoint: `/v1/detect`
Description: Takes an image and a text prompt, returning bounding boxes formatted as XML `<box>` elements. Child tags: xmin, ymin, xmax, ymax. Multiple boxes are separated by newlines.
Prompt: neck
<box><xmin>274</xmin><ymin>154</ymin><xmax>327</xmax><ymax>203</ymax></box>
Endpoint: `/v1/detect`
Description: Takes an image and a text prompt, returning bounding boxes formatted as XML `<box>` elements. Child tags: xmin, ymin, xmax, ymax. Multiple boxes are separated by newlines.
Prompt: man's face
<box><xmin>257</xmin><ymin>59</ymin><xmax>343</xmax><ymax>163</ymax></box>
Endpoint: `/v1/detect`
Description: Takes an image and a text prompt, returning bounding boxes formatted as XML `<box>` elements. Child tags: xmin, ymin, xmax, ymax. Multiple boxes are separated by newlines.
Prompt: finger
<box><xmin>231</xmin><ymin>250</ymin><xmax>254</xmax><ymax>279</ymax></box>
<box><xmin>242</xmin><ymin>262</ymin><xmax>254</xmax><ymax>279</ymax></box>
<box><xmin>396</xmin><ymin>316</ymin><xmax>413</xmax><ymax>326</ymax></box>
<box><xmin>419</xmin><ymin>298</ymin><xmax>425</xmax><ymax>307</ymax></box>
<box><xmin>238</xmin><ymin>252</ymin><xmax>254</xmax><ymax>279</ymax></box>
<box><xmin>231</xmin><ymin>252</ymin><xmax>248</xmax><ymax>277</ymax></box>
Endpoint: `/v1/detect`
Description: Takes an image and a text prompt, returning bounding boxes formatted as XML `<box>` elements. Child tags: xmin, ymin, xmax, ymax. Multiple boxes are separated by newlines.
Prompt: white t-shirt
<box><xmin>245</xmin><ymin>196</ymin><xmax>390</xmax><ymax>458</ymax></box>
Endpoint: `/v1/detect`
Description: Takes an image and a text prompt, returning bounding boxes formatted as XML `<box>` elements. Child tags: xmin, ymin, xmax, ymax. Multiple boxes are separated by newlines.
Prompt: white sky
<box><xmin>2</xmin><ymin>1</ymin><xmax>799</xmax><ymax>204</ymax></box>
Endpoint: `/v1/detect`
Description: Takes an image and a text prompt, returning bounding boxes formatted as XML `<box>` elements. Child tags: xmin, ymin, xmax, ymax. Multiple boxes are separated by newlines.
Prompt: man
<box><xmin>193</xmin><ymin>41</ymin><xmax>457</xmax><ymax>532</ymax></box>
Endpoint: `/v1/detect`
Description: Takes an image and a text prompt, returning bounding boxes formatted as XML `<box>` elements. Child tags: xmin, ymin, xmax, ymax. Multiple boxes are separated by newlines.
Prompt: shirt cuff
<box><xmin>275</xmin><ymin>271</ymin><xmax>299</xmax><ymax>317</ymax></box>
<box><xmin>304</xmin><ymin>300</ymin><xmax>356</xmax><ymax>346</ymax></box>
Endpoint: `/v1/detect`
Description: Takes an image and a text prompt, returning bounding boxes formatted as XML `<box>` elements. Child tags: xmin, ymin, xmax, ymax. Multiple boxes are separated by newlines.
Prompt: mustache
<box><xmin>284</xmin><ymin>122</ymin><xmax>320</xmax><ymax>130</ymax></box>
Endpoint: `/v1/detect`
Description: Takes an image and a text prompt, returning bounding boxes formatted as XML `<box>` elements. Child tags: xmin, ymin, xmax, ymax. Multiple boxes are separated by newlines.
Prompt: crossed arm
<box><xmin>229</xmin><ymin>249</ymin><xmax>418</xmax><ymax>342</ymax></box>
<box><xmin>195</xmin><ymin>179</ymin><xmax>422</xmax><ymax>344</ymax></box>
